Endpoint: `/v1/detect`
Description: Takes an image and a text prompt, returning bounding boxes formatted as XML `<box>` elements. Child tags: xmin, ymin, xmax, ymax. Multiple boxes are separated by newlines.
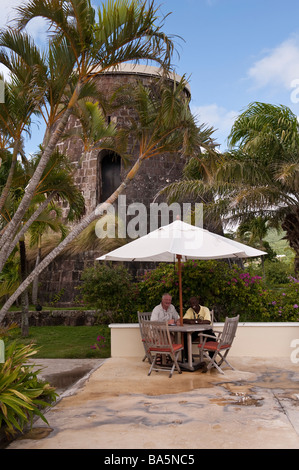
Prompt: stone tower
<box><xmin>38</xmin><ymin>64</ymin><xmax>191</xmax><ymax>305</ymax></box>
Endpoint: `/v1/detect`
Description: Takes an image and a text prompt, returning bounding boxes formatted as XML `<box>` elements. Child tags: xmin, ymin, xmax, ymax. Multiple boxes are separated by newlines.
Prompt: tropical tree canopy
<box><xmin>158</xmin><ymin>101</ymin><xmax>299</xmax><ymax>274</ymax></box>
<box><xmin>157</xmin><ymin>148</ymin><xmax>224</xmax><ymax>234</ymax></box>
<box><xmin>0</xmin><ymin>0</ymin><xmax>208</xmax><ymax>319</ymax></box>
<box><xmin>0</xmin><ymin>0</ymin><xmax>175</xmax><ymax>266</ymax></box>
<box><xmin>226</xmin><ymin>102</ymin><xmax>299</xmax><ymax>268</ymax></box>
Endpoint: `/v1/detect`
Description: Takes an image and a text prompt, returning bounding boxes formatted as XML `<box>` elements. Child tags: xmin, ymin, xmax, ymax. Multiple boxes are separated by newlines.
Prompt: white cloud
<box><xmin>0</xmin><ymin>0</ymin><xmax>49</xmax><ymax>46</ymax></box>
<box><xmin>23</xmin><ymin>17</ymin><xmax>49</xmax><ymax>45</ymax></box>
<box><xmin>248</xmin><ymin>35</ymin><xmax>299</xmax><ymax>91</ymax></box>
<box><xmin>0</xmin><ymin>1</ymin><xmax>48</xmax><ymax>82</ymax></box>
<box><xmin>191</xmin><ymin>103</ymin><xmax>238</xmax><ymax>149</ymax></box>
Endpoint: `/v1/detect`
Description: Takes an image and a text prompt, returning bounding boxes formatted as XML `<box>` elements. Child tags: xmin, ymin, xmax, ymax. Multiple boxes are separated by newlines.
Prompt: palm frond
<box><xmin>228</xmin><ymin>101</ymin><xmax>299</xmax><ymax>155</ymax></box>
<box><xmin>275</xmin><ymin>158</ymin><xmax>299</xmax><ymax>193</ymax></box>
<box><xmin>157</xmin><ymin>179</ymin><xmax>211</xmax><ymax>205</ymax></box>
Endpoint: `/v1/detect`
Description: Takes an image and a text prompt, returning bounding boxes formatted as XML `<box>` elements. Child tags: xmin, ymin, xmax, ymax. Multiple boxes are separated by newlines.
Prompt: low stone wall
<box><xmin>3</xmin><ymin>310</ymin><xmax>98</xmax><ymax>327</ymax></box>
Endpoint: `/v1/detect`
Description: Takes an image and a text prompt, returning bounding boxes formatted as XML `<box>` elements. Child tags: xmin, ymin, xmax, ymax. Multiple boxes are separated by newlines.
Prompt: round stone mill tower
<box><xmin>58</xmin><ymin>63</ymin><xmax>191</xmax><ymax>217</ymax></box>
<box><xmin>39</xmin><ymin>64</ymin><xmax>191</xmax><ymax>306</ymax></box>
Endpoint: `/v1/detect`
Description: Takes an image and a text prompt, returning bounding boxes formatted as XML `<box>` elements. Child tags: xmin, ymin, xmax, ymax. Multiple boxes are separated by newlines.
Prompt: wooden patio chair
<box><xmin>143</xmin><ymin>320</ymin><xmax>184</xmax><ymax>378</ymax></box>
<box><xmin>190</xmin><ymin>310</ymin><xmax>215</xmax><ymax>362</ymax></box>
<box><xmin>192</xmin><ymin>309</ymin><xmax>214</xmax><ymax>345</ymax></box>
<box><xmin>197</xmin><ymin>315</ymin><xmax>239</xmax><ymax>374</ymax></box>
<box><xmin>137</xmin><ymin>311</ymin><xmax>153</xmax><ymax>363</ymax></box>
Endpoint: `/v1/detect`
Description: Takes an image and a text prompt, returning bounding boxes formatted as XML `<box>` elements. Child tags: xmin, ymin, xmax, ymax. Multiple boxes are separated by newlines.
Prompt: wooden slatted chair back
<box><xmin>143</xmin><ymin>320</ymin><xmax>173</xmax><ymax>352</ymax></box>
<box><xmin>137</xmin><ymin>312</ymin><xmax>153</xmax><ymax>362</ymax></box>
<box><xmin>220</xmin><ymin>315</ymin><xmax>239</xmax><ymax>347</ymax></box>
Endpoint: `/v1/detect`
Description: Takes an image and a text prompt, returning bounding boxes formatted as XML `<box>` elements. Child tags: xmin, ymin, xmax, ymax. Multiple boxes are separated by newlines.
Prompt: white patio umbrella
<box><xmin>97</xmin><ymin>219</ymin><xmax>266</xmax><ymax>323</ymax></box>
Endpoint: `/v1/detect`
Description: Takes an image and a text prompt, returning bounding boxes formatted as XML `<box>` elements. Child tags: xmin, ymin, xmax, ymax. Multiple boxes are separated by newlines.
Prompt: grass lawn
<box><xmin>8</xmin><ymin>325</ymin><xmax>111</xmax><ymax>359</ymax></box>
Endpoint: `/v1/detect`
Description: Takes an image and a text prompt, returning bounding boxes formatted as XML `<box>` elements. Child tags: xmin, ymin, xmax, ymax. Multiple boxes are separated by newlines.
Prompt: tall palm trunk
<box><xmin>19</xmin><ymin>238</ymin><xmax>29</xmax><ymax>337</ymax></box>
<box><xmin>32</xmin><ymin>235</ymin><xmax>41</xmax><ymax>306</ymax></box>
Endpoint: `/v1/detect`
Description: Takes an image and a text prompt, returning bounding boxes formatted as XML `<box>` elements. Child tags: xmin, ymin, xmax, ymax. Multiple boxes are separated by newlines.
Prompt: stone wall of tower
<box><xmin>37</xmin><ymin>66</ymin><xmax>191</xmax><ymax>306</ymax></box>
<box><xmin>57</xmin><ymin>66</ymin><xmax>190</xmax><ymax>217</ymax></box>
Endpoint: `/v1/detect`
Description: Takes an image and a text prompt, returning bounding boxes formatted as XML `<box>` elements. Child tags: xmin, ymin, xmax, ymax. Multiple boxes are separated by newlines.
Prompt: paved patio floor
<box><xmin>5</xmin><ymin>356</ymin><xmax>299</xmax><ymax>450</ymax></box>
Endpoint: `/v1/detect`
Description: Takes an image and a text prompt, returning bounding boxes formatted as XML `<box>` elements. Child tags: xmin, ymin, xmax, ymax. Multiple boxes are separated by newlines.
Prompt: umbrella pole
<box><xmin>177</xmin><ymin>254</ymin><xmax>183</xmax><ymax>326</ymax></box>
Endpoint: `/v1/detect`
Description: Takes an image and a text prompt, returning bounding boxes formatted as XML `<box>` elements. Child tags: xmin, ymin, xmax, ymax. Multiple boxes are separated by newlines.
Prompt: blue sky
<box><xmin>159</xmin><ymin>0</ymin><xmax>299</xmax><ymax>150</ymax></box>
<box><xmin>2</xmin><ymin>0</ymin><xmax>299</xmax><ymax>154</ymax></box>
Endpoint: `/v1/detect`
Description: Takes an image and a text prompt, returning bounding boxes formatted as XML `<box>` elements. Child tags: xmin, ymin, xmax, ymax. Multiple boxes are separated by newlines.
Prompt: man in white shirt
<box><xmin>151</xmin><ymin>293</ymin><xmax>179</xmax><ymax>324</ymax></box>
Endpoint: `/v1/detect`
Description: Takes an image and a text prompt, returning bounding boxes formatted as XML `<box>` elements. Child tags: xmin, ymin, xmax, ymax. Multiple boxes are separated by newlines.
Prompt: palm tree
<box><xmin>60</xmin><ymin>98</ymin><xmax>119</xmax><ymax>165</ymax></box>
<box><xmin>19</xmin><ymin>232</ymin><xmax>29</xmax><ymax>337</ymax></box>
<box><xmin>18</xmin><ymin>207</ymin><xmax>68</xmax><ymax>337</ymax></box>
<box><xmin>236</xmin><ymin>216</ymin><xmax>276</xmax><ymax>277</ymax></box>
<box><xmin>213</xmin><ymin>102</ymin><xmax>299</xmax><ymax>273</ymax></box>
<box><xmin>0</xmin><ymin>77</ymin><xmax>201</xmax><ymax>319</ymax></box>
<box><xmin>158</xmin><ymin>101</ymin><xmax>299</xmax><ymax>274</ymax></box>
<box><xmin>228</xmin><ymin>102</ymin><xmax>299</xmax><ymax>156</ymax></box>
<box><xmin>0</xmin><ymin>253</ymin><xmax>20</xmax><ymax>304</ymax></box>
<box><xmin>0</xmin><ymin>70</ymin><xmax>36</xmax><ymax>214</ymax></box>
<box><xmin>0</xmin><ymin>149</ymin><xmax>85</xmax><ymax>269</ymax></box>
<box><xmin>156</xmin><ymin>146</ymin><xmax>224</xmax><ymax>234</ymax></box>
<box><xmin>0</xmin><ymin>146</ymin><xmax>83</xmax><ymax>333</ymax></box>
<box><xmin>0</xmin><ymin>0</ymin><xmax>175</xmax><ymax>266</ymax></box>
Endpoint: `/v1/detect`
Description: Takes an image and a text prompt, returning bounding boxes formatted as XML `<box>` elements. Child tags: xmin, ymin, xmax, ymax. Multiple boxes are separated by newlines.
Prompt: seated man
<box><xmin>151</xmin><ymin>293</ymin><xmax>179</xmax><ymax>366</ymax></box>
<box><xmin>183</xmin><ymin>296</ymin><xmax>215</xmax><ymax>361</ymax></box>
<box><xmin>151</xmin><ymin>293</ymin><xmax>179</xmax><ymax>324</ymax></box>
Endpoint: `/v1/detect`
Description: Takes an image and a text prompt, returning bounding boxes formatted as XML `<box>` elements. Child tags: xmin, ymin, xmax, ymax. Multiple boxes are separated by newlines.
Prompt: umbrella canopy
<box><xmin>97</xmin><ymin>219</ymin><xmax>266</xmax><ymax>322</ymax></box>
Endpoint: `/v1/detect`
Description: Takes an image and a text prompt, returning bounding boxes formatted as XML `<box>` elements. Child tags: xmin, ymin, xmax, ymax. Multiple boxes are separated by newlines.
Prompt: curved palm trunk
<box><xmin>0</xmin><ymin>156</ymin><xmax>143</xmax><ymax>321</ymax></box>
<box><xmin>0</xmin><ymin>191</ymin><xmax>57</xmax><ymax>272</ymax></box>
<box><xmin>19</xmin><ymin>239</ymin><xmax>29</xmax><ymax>337</ymax></box>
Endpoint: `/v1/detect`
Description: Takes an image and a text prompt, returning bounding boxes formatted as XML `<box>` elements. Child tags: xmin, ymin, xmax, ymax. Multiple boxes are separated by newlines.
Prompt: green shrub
<box><xmin>137</xmin><ymin>260</ymin><xmax>269</xmax><ymax>321</ymax></box>
<box><xmin>78</xmin><ymin>259</ymin><xmax>299</xmax><ymax>323</ymax></box>
<box><xmin>264</xmin><ymin>276</ymin><xmax>299</xmax><ymax>322</ymax></box>
<box><xmin>248</xmin><ymin>258</ymin><xmax>295</xmax><ymax>287</ymax></box>
<box><xmin>78</xmin><ymin>263</ymin><xmax>138</xmax><ymax>323</ymax></box>
<box><xmin>264</xmin><ymin>259</ymin><xmax>294</xmax><ymax>286</ymax></box>
<box><xmin>0</xmin><ymin>340</ymin><xmax>57</xmax><ymax>438</ymax></box>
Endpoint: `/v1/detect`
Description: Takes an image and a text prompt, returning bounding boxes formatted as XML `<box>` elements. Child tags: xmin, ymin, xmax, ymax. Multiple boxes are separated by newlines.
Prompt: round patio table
<box><xmin>168</xmin><ymin>323</ymin><xmax>212</xmax><ymax>371</ymax></box>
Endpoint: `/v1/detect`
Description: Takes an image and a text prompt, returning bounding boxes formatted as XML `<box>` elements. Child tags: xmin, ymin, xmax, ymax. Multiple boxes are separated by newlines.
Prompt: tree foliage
<box><xmin>0</xmin><ymin>0</ymin><xmax>182</xmax><ymax>318</ymax></box>
<box><xmin>160</xmin><ymin>102</ymin><xmax>299</xmax><ymax>274</ymax></box>
<box><xmin>78</xmin><ymin>263</ymin><xmax>138</xmax><ymax>323</ymax></box>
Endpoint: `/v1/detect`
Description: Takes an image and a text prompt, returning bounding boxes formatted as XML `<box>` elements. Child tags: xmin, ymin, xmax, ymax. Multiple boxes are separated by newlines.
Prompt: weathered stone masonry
<box><xmin>38</xmin><ymin>65</ymin><xmax>191</xmax><ymax>306</ymax></box>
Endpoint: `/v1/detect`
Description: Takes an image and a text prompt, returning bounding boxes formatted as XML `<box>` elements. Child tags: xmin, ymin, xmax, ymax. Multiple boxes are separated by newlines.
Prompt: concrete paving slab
<box><xmin>4</xmin><ymin>356</ymin><xmax>299</xmax><ymax>450</ymax></box>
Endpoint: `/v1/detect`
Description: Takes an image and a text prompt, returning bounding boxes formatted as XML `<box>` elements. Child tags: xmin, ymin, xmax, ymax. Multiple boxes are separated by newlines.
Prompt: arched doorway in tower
<box><xmin>99</xmin><ymin>150</ymin><xmax>121</xmax><ymax>202</ymax></box>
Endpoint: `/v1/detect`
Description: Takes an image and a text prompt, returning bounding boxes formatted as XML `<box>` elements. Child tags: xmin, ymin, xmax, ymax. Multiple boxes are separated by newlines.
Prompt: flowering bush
<box><xmin>137</xmin><ymin>260</ymin><xmax>269</xmax><ymax>321</ymax></box>
<box><xmin>137</xmin><ymin>260</ymin><xmax>298</xmax><ymax>322</ymax></box>
<box><xmin>91</xmin><ymin>334</ymin><xmax>106</xmax><ymax>350</ymax></box>
<box><xmin>79</xmin><ymin>260</ymin><xmax>298</xmax><ymax>323</ymax></box>
<box><xmin>265</xmin><ymin>276</ymin><xmax>299</xmax><ymax>322</ymax></box>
